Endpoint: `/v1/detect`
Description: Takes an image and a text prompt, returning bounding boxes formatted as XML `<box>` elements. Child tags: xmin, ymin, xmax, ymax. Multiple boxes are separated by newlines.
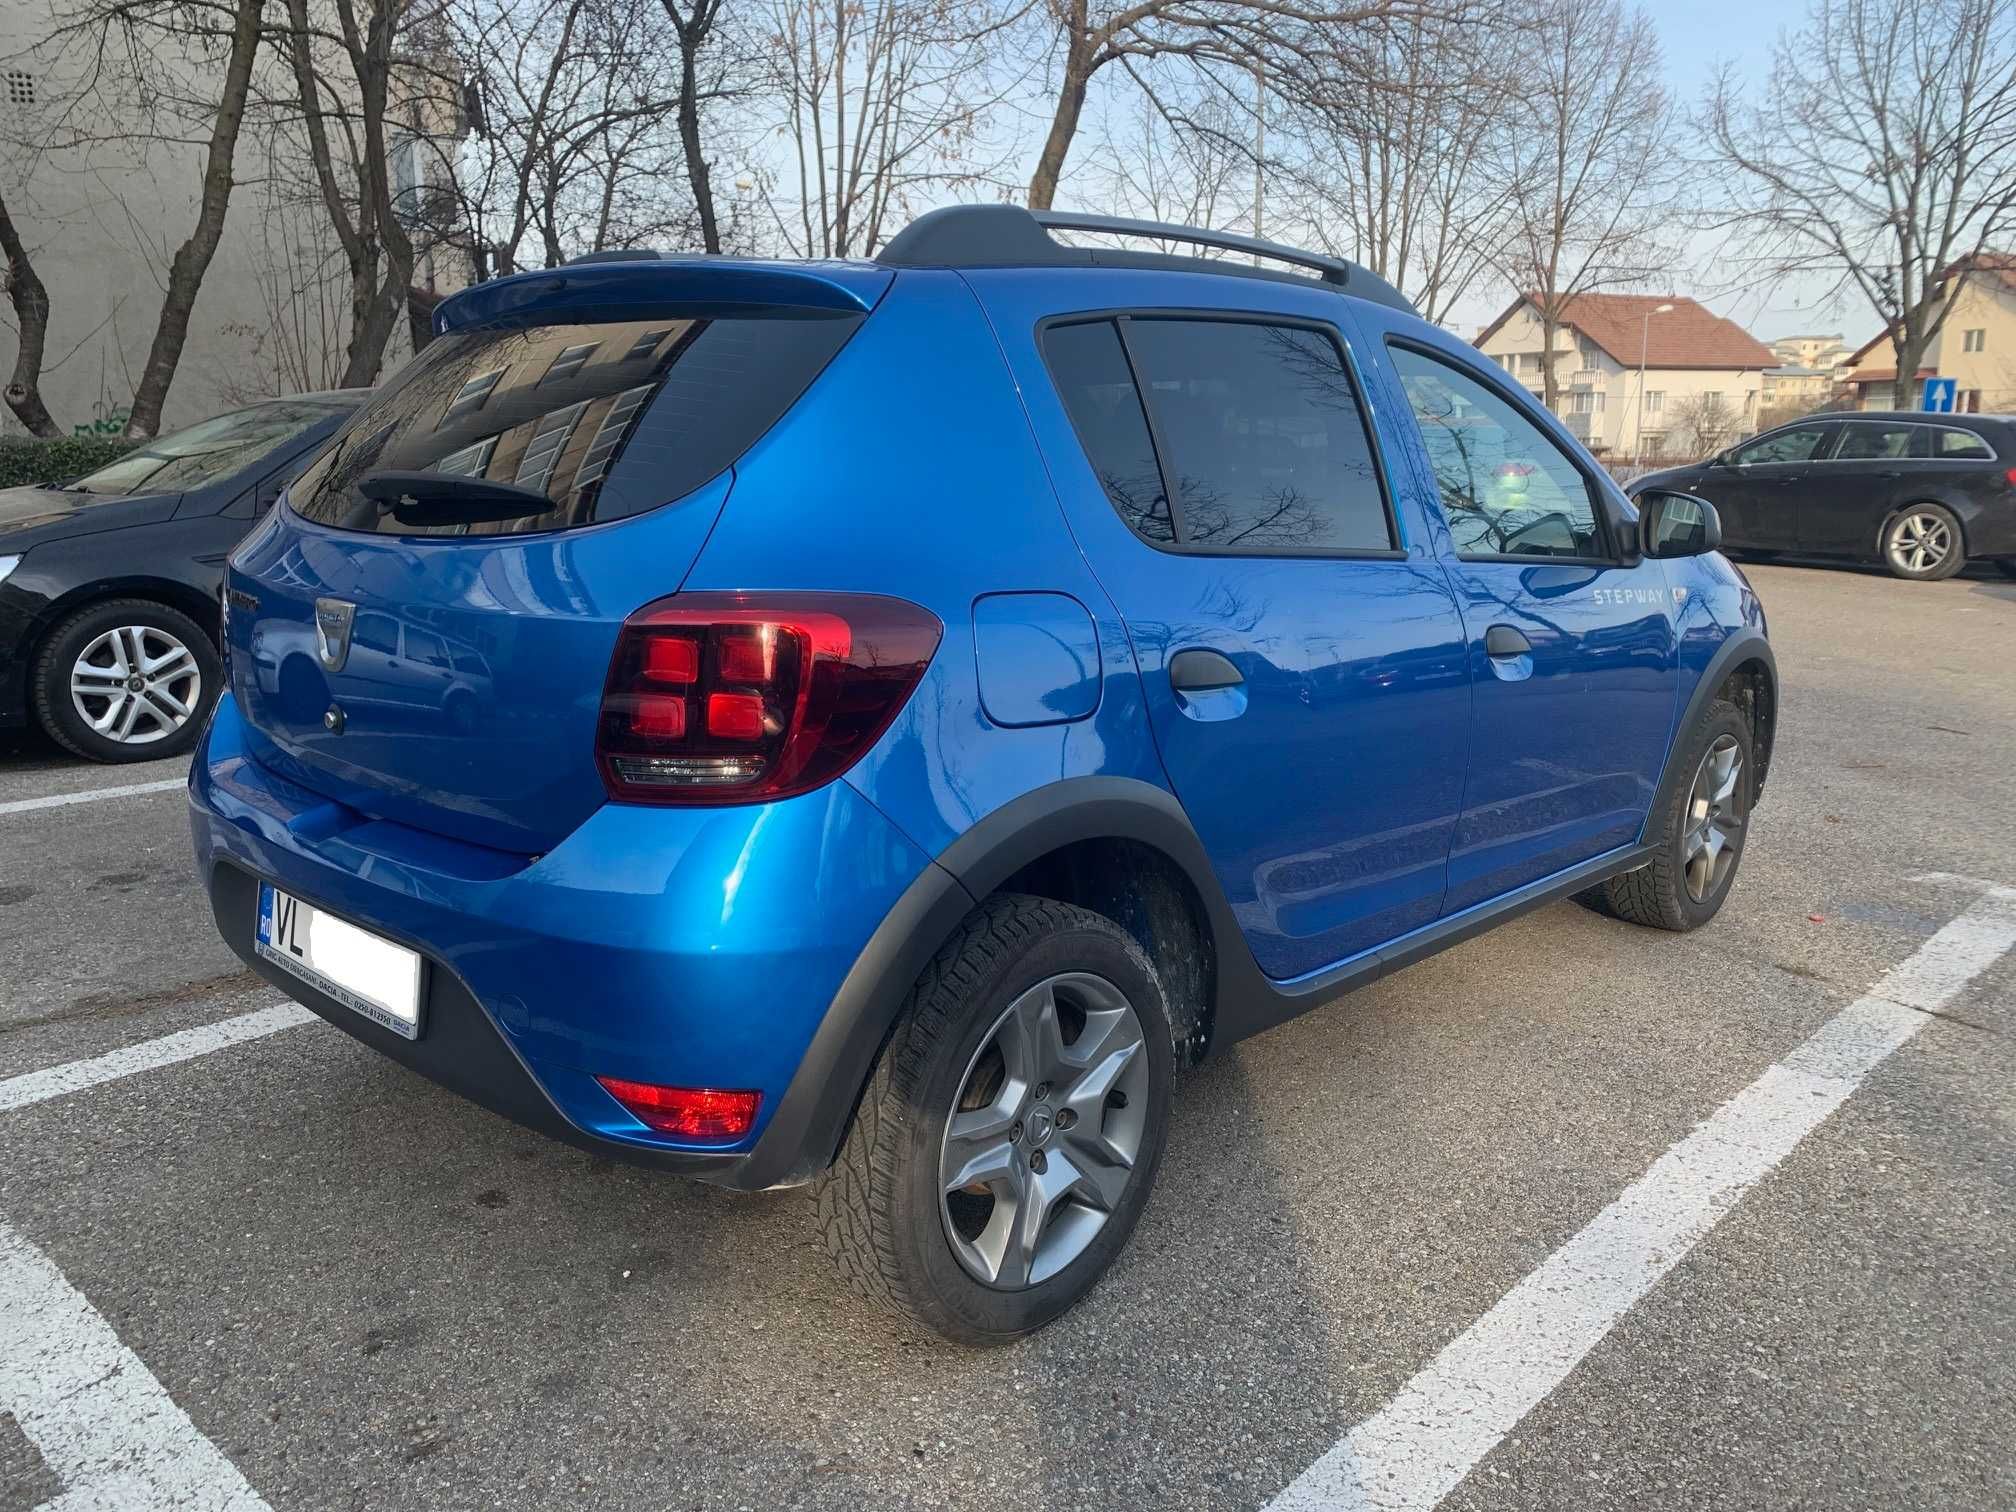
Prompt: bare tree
<box><xmin>0</xmin><ymin>187</ymin><xmax>61</xmax><ymax>436</ymax></box>
<box><xmin>759</xmin><ymin>0</ymin><xmax>1021</xmax><ymax>258</ymax></box>
<box><xmin>1278</xmin><ymin>8</ymin><xmax>1513</xmax><ymax>322</ymax></box>
<box><xmin>1493</xmin><ymin>0</ymin><xmax>1674</xmax><ymax>410</ymax></box>
<box><xmin>656</xmin><ymin>0</ymin><xmax>734</xmax><ymax>252</ymax></box>
<box><xmin>1021</xmin><ymin>0</ymin><xmax>1442</xmax><ymax>211</ymax></box>
<box><xmin>1706</xmin><ymin>0</ymin><xmax>2016</xmax><ymax>408</ymax></box>
<box><xmin>1668</xmin><ymin>392</ymin><xmax>1737</xmax><ymax>455</ymax></box>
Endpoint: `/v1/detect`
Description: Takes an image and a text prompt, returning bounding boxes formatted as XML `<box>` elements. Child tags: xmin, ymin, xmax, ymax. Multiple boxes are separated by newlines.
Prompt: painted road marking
<box><xmin>1265</xmin><ymin>884</ymin><xmax>2016</xmax><ymax>1512</ymax></box>
<box><xmin>0</xmin><ymin>1221</ymin><xmax>271</xmax><ymax>1510</ymax></box>
<box><xmin>0</xmin><ymin>1004</ymin><xmax>313</xmax><ymax>1114</ymax></box>
<box><xmin>0</xmin><ymin>777</ymin><xmax>184</xmax><ymax>819</ymax></box>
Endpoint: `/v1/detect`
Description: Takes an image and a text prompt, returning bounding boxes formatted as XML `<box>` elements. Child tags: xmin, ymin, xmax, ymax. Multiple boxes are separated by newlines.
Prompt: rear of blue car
<box><xmin>191</xmin><ymin>259</ymin><xmax>978</xmax><ymax>1184</ymax></box>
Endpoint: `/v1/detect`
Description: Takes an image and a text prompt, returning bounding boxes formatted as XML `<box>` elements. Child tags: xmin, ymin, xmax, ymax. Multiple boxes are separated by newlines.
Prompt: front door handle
<box><xmin>1484</xmin><ymin>625</ymin><xmax>1531</xmax><ymax>658</ymax></box>
<box><xmin>1168</xmin><ymin>648</ymin><xmax>1244</xmax><ymax>692</ymax></box>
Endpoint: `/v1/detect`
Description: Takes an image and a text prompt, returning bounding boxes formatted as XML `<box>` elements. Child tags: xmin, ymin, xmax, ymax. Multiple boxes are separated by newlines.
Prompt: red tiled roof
<box><xmin>1477</xmin><ymin>293</ymin><xmax>1777</xmax><ymax>370</ymax></box>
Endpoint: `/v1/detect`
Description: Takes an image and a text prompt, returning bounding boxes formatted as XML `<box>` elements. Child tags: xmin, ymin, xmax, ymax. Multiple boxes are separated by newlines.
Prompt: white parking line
<box><xmin>0</xmin><ymin>1221</ymin><xmax>271</xmax><ymax>1510</ymax></box>
<box><xmin>0</xmin><ymin>1004</ymin><xmax>313</xmax><ymax>1114</ymax></box>
<box><xmin>1265</xmin><ymin>884</ymin><xmax>2016</xmax><ymax>1512</ymax></box>
<box><xmin>0</xmin><ymin>777</ymin><xmax>185</xmax><ymax>818</ymax></box>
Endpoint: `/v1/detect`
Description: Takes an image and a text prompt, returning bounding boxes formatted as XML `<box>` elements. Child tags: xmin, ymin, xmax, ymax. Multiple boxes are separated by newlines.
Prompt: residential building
<box><xmin>0</xmin><ymin>3</ymin><xmax>469</xmax><ymax>437</ymax></box>
<box><xmin>1473</xmin><ymin>293</ymin><xmax>1778</xmax><ymax>459</ymax></box>
<box><xmin>1841</xmin><ymin>252</ymin><xmax>2016</xmax><ymax>412</ymax></box>
<box><xmin>1769</xmin><ymin>333</ymin><xmax>1852</xmax><ymax>372</ymax></box>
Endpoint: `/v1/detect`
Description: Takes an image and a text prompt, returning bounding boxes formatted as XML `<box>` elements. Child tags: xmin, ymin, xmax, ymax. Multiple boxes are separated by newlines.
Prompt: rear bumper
<box><xmin>189</xmin><ymin>693</ymin><xmax>944</xmax><ymax>1188</ymax></box>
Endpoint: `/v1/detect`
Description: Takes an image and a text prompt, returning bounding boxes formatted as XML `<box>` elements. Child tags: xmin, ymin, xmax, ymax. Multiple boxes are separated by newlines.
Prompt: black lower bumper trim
<box><xmin>206</xmin><ymin>861</ymin><xmax>760</xmax><ymax>1186</ymax></box>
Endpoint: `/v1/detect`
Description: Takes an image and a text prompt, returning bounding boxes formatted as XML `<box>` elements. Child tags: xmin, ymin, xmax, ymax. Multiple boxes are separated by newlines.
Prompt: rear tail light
<box><xmin>2003</xmin><ymin>466</ymin><xmax>2016</xmax><ymax>487</ymax></box>
<box><xmin>595</xmin><ymin>592</ymin><xmax>941</xmax><ymax>804</ymax></box>
<box><xmin>595</xmin><ymin>1076</ymin><xmax>761</xmax><ymax>1140</ymax></box>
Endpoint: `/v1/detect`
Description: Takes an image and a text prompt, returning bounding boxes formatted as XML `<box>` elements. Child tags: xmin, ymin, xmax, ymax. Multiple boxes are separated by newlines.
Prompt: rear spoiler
<box><xmin>433</xmin><ymin>259</ymin><xmax>892</xmax><ymax>334</ymax></box>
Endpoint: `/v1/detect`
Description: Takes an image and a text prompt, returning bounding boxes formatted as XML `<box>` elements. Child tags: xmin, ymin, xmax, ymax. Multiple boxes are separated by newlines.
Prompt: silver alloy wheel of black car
<box><xmin>69</xmin><ymin>624</ymin><xmax>203</xmax><ymax>746</ymax></box>
<box><xmin>1682</xmin><ymin>733</ymin><xmax>1744</xmax><ymax>903</ymax></box>
<box><xmin>939</xmin><ymin>970</ymin><xmax>1150</xmax><ymax>1290</ymax></box>
<box><xmin>1886</xmin><ymin>510</ymin><xmax>1955</xmax><ymax>576</ymax></box>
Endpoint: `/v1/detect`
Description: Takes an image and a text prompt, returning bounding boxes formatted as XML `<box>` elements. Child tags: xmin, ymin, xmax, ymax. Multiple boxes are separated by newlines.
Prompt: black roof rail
<box><xmin>875</xmin><ymin>204</ymin><xmax>1417</xmax><ymax>316</ymax></box>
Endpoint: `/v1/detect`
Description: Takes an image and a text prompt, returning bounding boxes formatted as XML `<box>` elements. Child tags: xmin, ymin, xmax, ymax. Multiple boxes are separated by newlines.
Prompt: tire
<box><xmin>816</xmin><ymin>894</ymin><xmax>1175</xmax><ymax>1344</ymax></box>
<box><xmin>1881</xmin><ymin>503</ymin><xmax>1966</xmax><ymax>580</ymax></box>
<box><xmin>1580</xmin><ymin>699</ymin><xmax>1752</xmax><ymax>932</ymax></box>
<box><xmin>32</xmin><ymin>598</ymin><xmax>221</xmax><ymax>763</ymax></box>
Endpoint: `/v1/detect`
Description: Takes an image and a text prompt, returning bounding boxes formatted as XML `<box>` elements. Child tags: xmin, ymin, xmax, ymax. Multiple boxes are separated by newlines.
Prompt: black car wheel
<box><xmin>32</xmin><ymin>598</ymin><xmax>221</xmax><ymax>763</ymax></box>
<box><xmin>818</xmin><ymin>894</ymin><xmax>1174</xmax><ymax>1343</ymax></box>
<box><xmin>1579</xmin><ymin>699</ymin><xmax>1752</xmax><ymax>932</ymax></box>
<box><xmin>1881</xmin><ymin>503</ymin><xmax>1966</xmax><ymax>580</ymax></box>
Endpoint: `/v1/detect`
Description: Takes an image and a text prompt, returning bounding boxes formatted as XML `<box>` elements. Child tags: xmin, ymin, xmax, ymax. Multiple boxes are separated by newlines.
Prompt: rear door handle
<box><xmin>1168</xmin><ymin>649</ymin><xmax>1243</xmax><ymax>692</ymax></box>
<box><xmin>1484</xmin><ymin>625</ymin><xmax>1531</xmax><ymax>658</ymax></box>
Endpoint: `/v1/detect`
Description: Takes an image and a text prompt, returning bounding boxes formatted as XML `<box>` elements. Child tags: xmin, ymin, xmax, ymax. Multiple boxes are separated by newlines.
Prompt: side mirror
<box><xmin>1638</xmin><ymin>489</ymin><xmax>1723</xmax><ymax>559</ymax></box>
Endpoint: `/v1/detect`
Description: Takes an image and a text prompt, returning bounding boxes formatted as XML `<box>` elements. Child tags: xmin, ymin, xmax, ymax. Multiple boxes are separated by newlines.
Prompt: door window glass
<box><xmin>352</xmin><ymin>612</ymin><xmax>399</xmax><ymax>657</ymax></box>
<box><xmin>403</xmin><ymin>628</ymin><xmax>451</xmax><ymax>668</ymax></box>
<box><xmin>1387</xmin><ymin>345</ymin><xmax>1603</xmax><ymax>559</ymax></box>
<box><xmin>1834</xmin><ymin>423</ymin><xmax>1915</xmax><ymax>460</ymax></box>
<box><xmin>1123</xmin><ymin>320</ymin><xmax>1395</xmax><ymax>552</ymax></box>
<box><xmin>1731</xmin><ymin>425</ymin><xmax>1830</xmax><ymax>465</ymax></box>
<box><xmin>1043</xmin><ymin>320</ymin><xmax>1173</xmax><ymax>542</ymax></box>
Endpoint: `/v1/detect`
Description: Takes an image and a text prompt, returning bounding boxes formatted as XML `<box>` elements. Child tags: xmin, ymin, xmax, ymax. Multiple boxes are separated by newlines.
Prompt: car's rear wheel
<box><xmin>32</xmin><ymin>598</ymin><xmax>220</xmax><ymax>763</ymax></box>
<box><xmin>1579</xmin><ymin>699</ymin><xmax>1752</xmax><ymax>932</ymax></box>
<box><xmin>817</xmin><ymin>894</ymin><xmax>1174</xmax><ymax>1343</ymax></box>
<box><xmin>1882</xmin><ymin>504</ymin><xmax>1965</xmax><ymax>580</ymax></box>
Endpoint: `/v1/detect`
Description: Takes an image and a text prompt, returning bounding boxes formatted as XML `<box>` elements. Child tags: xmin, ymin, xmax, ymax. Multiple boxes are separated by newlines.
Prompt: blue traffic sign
<box><xmin>1922</xmin><ymin>376</ymin><xmax>1958</xmax><ymax>412</ymax></box>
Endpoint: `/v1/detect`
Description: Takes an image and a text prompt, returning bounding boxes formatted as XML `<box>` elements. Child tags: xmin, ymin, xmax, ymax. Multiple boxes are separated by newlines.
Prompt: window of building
<box><xmin>1388</xmin><ymin>344</ymin><xmax>1604</xmax><ymax>561</ymax></box>
<box><xmin>1639</xmin><ymin>431</ymin><xmax>1667</xmax><ymax>459</ymax></box>
<box><xmin>1121</xmin><ymin>318</ymin><xmax>1397</xmax><ymax>553</ymax></box>
<box><xmin>1964</xmin><ymin>328</ymin><xmax>1986</xmax><ymax>353</ymax></box>
<box><xmin>1644</xmin><ymin>391</ymin><xmax>1665</xmax><ymax>412</ymax></box>
<box><xmin>1964</xmin><ymin>388</ymin><xmax>1984</xmax><ymax>413</ymax></box>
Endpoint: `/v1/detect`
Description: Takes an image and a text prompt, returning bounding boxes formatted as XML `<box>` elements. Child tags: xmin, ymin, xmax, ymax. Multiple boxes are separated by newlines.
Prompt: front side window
<box><xmin>68</xmin><ymin>402</ymin><xmax>337</xmax><ymax>497</ymax></box>
<box><xmin>1834</xmin><ymin>423</ymin><xmax>1916</xmax><ymax>460</ymax></box>
<box><xmin>1123</xmin><ymin>319</ymin><xmax>1394</xmax><ymax>552</ymax></box>
<box><xmin>1388</xmin><ymin>345</ymin><xmax>1603</xmax><ymax>560</ymax></box>
<box><xmin>1731</xmin><ymin>425</ymin><xmax>1830</xmax><ymax>465</ymax></box>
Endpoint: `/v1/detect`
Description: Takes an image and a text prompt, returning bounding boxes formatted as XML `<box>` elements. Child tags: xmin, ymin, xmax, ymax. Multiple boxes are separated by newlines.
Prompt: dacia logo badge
<box><xmin>314</xmin><ymin>598</ymin><xmax>357</xmax><ymax>672</ymax></box>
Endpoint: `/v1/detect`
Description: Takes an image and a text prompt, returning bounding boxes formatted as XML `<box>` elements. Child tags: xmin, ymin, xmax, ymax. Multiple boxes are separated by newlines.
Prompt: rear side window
<box><xmin>289</xmin><ymin>313</ymin><xmax>860</xmax><ymax>535</ymax></box>
<box><xmin>1388</xmin><ymin>345</ymin><xmax>1604</xmax><ymax>560</ymax></box>
<box><xmin>1929</xmin><ymin>426</ymin><xmax>1994</xmax><ymax>459</ymax></box>
<box><xmin>1835</xmin><ymin>422</ymin><xmax>1916</xmax><ymax>460</ymax></box>
<box><xmin>1043</xmin><ymin>316</ymin><xmax>1395</xmax><ymax>554</ymax></box>
<box><xmin>1044</xmin><ymin>320</ymin><xmax>1173</xmax><ymax>542</ymax></box>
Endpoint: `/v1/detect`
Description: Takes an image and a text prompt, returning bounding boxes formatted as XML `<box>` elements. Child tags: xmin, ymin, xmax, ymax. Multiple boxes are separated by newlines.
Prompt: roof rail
<box><xmin>875</xmin><ymin>204</ymin><xmax>1417</xmax><ymax>315</ymax></box>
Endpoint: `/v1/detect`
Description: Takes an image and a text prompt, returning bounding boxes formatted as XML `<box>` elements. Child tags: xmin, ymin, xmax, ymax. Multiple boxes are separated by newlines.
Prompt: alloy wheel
<box><xmin>1888</xmin><ymin>512</ymin><xmax>1953</xmax><ymax>575</ymax></box>
<box><xmin>69</xmin><ymin>624</ymin><xmax>202</xmax><ymax>746</ymax></box>
<box><xmin>1682</xmin><ymin>733</ymin><xmax>1745</xmax><ymax>903</ymax></box>
<box><xmin>939</xmin><ymin>971</ymin><xmax>1150</xmax><ymax>1290</ymax></box>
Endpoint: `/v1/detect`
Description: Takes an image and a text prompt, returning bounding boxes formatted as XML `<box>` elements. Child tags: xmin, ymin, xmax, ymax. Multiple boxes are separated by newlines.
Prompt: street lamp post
<box><xmin>1634</xmin><ymin>302</ymin><xmax>1675</xmax><ymax>470</ymax></box>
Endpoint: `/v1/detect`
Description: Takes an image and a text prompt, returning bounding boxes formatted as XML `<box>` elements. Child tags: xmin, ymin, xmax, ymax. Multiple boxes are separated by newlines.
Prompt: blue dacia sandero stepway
<box><xmin>190</xmin><ymin>206</ymin><xmax>1776</xmax><ymax>1342</ymax></box>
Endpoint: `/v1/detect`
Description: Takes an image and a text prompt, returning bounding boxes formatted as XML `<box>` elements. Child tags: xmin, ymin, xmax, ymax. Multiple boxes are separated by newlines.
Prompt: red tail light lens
<box><xmin>2004</xmin><ymin>466</ymin><xmax>2016</xmax><ymax>487</ymax></box>
<box><xmin>595</xmin><ymin>592</ymin><xmax>942</xmax><ymax>804</ymax></box>
<box><xmin>595</xmin><ymin>1076</ymin><xmax>761</xmax><ymax>1140</ymax></box>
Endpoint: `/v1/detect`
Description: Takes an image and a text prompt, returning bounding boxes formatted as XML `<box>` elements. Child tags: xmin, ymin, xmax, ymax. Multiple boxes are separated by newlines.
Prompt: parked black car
<box><xmin>0</xmin><ymin>392</ymin><xmax>365</xmax><ymax>762</ymax></box>
<box><xmin>1631</xmin><ymin>411</ymin><xmax>2016</xmax><ymax>581</ymax></box>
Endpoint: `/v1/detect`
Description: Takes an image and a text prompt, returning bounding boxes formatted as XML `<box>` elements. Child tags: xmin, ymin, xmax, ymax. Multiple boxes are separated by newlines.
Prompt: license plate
<box><xmin>256</xmin><ymin>883</ymin><xmax>424</xmax><ymax>1039</ymax></box>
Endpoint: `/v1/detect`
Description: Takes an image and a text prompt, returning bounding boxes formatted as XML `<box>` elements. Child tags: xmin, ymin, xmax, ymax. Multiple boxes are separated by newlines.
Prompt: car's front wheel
<box><xmin>818</xmin><ymin>894</ymin><xmax>1174</xmax><ymax>1343</ymax></box>
<box><xmin>32</xmin><ymin>598</ymin><xmax>220</xmax><ymax>763</ymax></box>
<box><xmin>1580</xmin><ymin>698</ymin><xmax>1753</xmax><ymax>932</ymax></box>
<box><xmin>1882</xmin><ymin>504</ymin><xmax>1966</xmax><ymax>580</ymax></box>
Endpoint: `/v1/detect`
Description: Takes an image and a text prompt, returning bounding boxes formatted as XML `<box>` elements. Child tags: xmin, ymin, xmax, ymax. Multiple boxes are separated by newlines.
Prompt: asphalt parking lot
<box><xmin>2</xmin><ymin>560</ymin><xmax>2013</xmax><ymax>1512</ymax></box>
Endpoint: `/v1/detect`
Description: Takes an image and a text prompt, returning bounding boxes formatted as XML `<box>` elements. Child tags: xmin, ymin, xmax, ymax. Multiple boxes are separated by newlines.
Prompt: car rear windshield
<box><xmin>286</xmin><ymin>312</ymin><xmax>861</xmax><ymax>536</ymax></box>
